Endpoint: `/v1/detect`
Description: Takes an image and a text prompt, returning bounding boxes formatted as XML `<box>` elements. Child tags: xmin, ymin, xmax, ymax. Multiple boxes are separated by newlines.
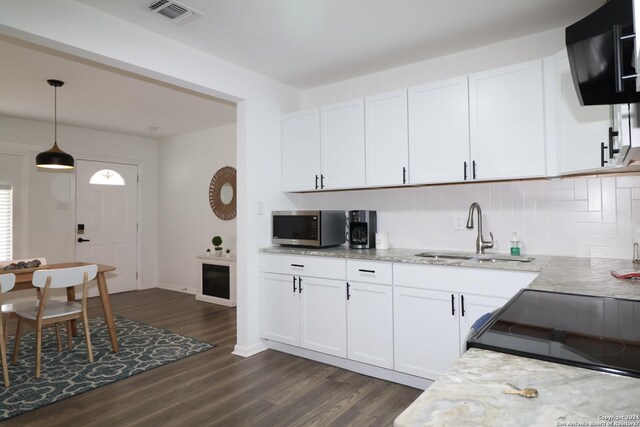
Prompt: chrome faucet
<box><xmin>466</xmin><ymin>202</ymin><xmax>494</xmax><ymax>255</ymax></box>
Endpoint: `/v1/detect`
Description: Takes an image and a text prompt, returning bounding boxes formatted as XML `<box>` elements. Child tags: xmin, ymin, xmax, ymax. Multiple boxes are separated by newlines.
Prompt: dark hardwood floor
<box><xmin>2</xmin><ymin>288</ymin><xmax>421</xmax><ymax>426</ymax></box>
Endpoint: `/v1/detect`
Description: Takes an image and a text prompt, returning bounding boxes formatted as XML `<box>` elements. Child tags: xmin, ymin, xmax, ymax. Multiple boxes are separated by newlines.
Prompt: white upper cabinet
<box><xmin>469</xmin><ymin>59</ymin><xmax>547</xmax><ymax>180</ymax></box>
<box><xmin>281</xmin><ymin>109</ymin><xmax>321</xmax><ymax>192</ymax></box>
<box><xmin>321</xmin><ymin>99</ymin><xmax>366</xmax><ymax>190</ymax></box>
<box><xmin>409</xmin><ymin>76</ymin><xmax>471</xmax><ymax>184</ymax></box>
<box><xmin>553</xmin><ymin>51</ymin><xmax>616</xmax><ymax>174</ymax></box>
<box><xmin>365</xmin><ymin>90</ymin><xmax>409</xmax><ymax>187</ymax></box>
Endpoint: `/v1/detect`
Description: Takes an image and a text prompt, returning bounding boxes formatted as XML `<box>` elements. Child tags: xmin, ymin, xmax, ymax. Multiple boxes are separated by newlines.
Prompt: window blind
<box><xmin>0</xmin><ymin>184</ymin><xmax>12</xmax><ymax>262</ymax></box>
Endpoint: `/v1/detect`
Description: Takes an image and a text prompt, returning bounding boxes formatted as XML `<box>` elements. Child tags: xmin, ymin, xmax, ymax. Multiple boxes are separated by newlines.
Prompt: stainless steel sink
<box><xmin>415</xmin><ymin>251</ymin><xmax>534</xmax><ymax>263</ymax></box>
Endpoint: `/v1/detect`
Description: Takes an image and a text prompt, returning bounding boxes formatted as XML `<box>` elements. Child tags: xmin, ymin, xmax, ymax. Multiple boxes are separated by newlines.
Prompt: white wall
<box><xmin>0</xmin><ymin>0</ymin><xmax>300</xmax><ymax>357</ymax></box>
<box><xmin>301</xmin><ymin>28</ymin><xmax>565</xmax><ymax>108</ymax></box>
<box><xmin>0</xmin><ymin>114</ymin><xmax>159</xmax><ymax>286</ymax></box>
<box><xmin>158</xmin><ymin>123</ymin><xmax>237</xmax><ymax>293</ymax></box>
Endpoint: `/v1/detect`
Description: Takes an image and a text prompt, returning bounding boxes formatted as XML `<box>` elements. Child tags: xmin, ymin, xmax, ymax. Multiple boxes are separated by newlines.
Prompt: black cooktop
<box><xmin>467</xmin><ymin>289</ymin><xmax>640</xmax><ymax>378</ymax></box>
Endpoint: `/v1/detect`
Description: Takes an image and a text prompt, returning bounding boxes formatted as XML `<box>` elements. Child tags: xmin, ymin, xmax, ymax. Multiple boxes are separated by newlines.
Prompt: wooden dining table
<box><xmin>4</xmin><ymin>262</ymin><xmax>119</xmax><ymax>353</ymax></box>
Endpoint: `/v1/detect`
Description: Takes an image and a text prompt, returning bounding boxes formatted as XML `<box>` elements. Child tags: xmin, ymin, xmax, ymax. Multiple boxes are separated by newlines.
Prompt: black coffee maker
<box><xmin>348</xmin><ymin>210</ymin><xmax>377</xmax><ymax>249</ymax></box>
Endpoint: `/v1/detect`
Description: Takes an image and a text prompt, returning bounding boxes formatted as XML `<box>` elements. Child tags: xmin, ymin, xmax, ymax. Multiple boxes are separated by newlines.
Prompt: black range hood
<box><xmin>566</xmin><ymin>0</ymin><xmax>640</xmax><ymax>106</ymax></box>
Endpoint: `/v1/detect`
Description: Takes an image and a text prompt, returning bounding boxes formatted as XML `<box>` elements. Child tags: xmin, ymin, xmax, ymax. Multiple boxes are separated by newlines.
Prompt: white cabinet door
<box><xmin>321</xmin><ymin>99</ymin><xmax>366</xmax><ymax>190</ymax></box>
<box><xmin>554</xmin><ymin>52</ymin><xmax>614</xmax><ymax>174</ymax></box>
<box><xmin>260</xmin><ymin>272</ymin><xmax>300</xmax><ymax>346</ymax></box>
<box><xmin>409</xmin><ymin>76</ymin><xmax>471</xmax><ymax>184</ymax></box>
<box><xmin>365</xmin><ymin>90</ymin><xmax>409</xmax><ymax>187</ymax></box>
<box><xmin>458</xmin><ymin>293</ymin><xmax>508</xmax><ymax>355</ymax></box>
<box><xmin>282</xmin><ymin>109</ymin><xmax>321</xmax><ymax>191</ymax></box>
<box><xmin>393</xmin><ymin>286</ymin><xmax>460</xmax><ymax>380</ymax></box>
<box><xmin>299</xmin><ymin>276</ymin><xmax>347</xmax><ymax>357</ymax></box>
<box><xmin>347</xmin><ymin>281</ymin><xmax>393</xmax><ymax>369</ymax></box>
<box><xmin>469</xmin><ymin>59</ymin><xmax>547</xmax><ymax>180</ymax></box>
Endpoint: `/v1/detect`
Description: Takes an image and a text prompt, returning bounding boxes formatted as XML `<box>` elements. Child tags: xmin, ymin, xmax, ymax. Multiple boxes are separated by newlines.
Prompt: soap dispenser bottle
<box><xmin>510</xmin><ymin>233</ymin><xmax>520</xmax><ymax>256</ymax></box>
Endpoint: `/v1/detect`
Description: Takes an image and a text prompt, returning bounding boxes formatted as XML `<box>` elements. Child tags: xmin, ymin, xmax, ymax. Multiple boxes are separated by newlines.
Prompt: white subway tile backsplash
<box><xmin>292</xmin><ymin>175</ymin><xmax>640</xmax><ymax>260</ymax></box>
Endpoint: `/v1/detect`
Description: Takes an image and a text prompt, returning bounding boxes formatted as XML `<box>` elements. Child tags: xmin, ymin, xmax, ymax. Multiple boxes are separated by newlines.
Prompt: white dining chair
<box><xmin>1</xmin><ymin>258</ymin><xmax>48</xmax><ymax>337</ymax></box>
<box><xmin>12</xmin><ymin>264</ymin><xmax>97</xmax><ymax>379</ymax></box>
<box><xmin>0</xmin><ymin>273</ymin><xmax>16</xmax><ymax>387</ymax></box>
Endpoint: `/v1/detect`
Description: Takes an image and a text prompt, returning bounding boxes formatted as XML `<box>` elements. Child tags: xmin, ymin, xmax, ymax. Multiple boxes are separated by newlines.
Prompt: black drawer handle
<box><xmin>291</xmin><ymin>264</ymin><xmax>304</xmax><ymax>268</ymax></box>
<box><xmin>451</xmin><ymin>294</ymin><xmax>455</xmax><ymax>316</ymax></box>
<box><xmin>298</xmin><ymin>277</ymin><xmax>302</xmax><ymax>293</ymax></box>
<box><xmin>315</xmin><ymin>174</ymin><xmax>319</xmax><ymax>190</ymax></box>
<box><xmin>346</xmin><ymin>282</ymin><xmax>351</xmax><ymax>300</ymax></box>
<box><xmin>358</xmin><ymin>269</ymin><xmax>375</xmax><ymax>274</ymax></box>
<box><xmin>463</xmin><ymin>161</ymin><xmax>468</xmax><ymax>181</ymax></box>
<box><xmin>461</xmin><ymin>295</ymin><xmax>466</xmax><ymax>317</ymax></box>
<box><xmin>472</xmin><ymin>160</ymin><xmax>477</xmax><ymax>179</ymax></box>
<box><xmin>292</xmin><ymin>276</ymin><xmax>297</xmax><ymax>293</ymax></box>
<box><xmin>601</xmin><ymin>142</ymin><xmax>608</xmax><ymax>167</ymax></box>
<box><xmin>402</xmin><ymin>167</ymin><xmax>407</xmax><ymax>184</ymax></box>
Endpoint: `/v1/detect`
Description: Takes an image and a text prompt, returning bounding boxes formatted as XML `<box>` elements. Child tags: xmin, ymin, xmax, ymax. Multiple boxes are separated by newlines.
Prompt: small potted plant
<box><xmin>225</xmin><ymin>248</ymin><xmax>231</xmax><ymax>258</ymax></box>
<box><xmin>212</xmin><ymin>235</ymin><xmax>223</xmax><ymax>256</ymax></box>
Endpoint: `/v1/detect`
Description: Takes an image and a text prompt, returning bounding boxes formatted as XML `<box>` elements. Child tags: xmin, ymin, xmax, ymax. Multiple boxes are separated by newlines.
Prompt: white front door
<box><xmin>75</xmin><ymin>160</ymin><xmax>138</xmax><ymax>294</ymax></box>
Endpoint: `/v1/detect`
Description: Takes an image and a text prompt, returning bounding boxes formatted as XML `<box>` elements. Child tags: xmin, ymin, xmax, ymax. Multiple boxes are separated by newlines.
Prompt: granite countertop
<box><xmin>261</xmin><ymin>245</ymin><xmax>640</xmax><ymax>425</ymax></box>
<box><xmin>395</xmin><ymin>348</ymin><xmax>640</xmax><ymax>427</ymax></box>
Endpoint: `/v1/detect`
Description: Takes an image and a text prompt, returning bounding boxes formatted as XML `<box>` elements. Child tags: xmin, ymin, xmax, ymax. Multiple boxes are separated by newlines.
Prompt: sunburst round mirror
<box><xmin>209</xmin><ymin>166</ymin><xmax>236</xmax><ymax>220</ymax></box>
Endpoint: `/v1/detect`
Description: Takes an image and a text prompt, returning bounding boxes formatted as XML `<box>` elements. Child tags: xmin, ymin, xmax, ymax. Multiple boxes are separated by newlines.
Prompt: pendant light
<box><xmin>36</xmin><ymin>79</ymin><xmax>74</xmax><ymax>169</ymax></box>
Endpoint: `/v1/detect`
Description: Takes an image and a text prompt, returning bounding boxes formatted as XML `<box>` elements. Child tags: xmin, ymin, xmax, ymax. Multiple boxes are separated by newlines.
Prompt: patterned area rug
<box><xmin>0</xmin><ymin>316</ymin><xmax>214</xmax><ymax>420</ymax></box>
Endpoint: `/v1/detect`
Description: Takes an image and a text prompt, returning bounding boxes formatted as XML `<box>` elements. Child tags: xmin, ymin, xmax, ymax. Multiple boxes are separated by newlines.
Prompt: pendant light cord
<box><xmin>54</xmin><ymin>85</ymin><xmax>57</xmax><ymax>143</ymax></box>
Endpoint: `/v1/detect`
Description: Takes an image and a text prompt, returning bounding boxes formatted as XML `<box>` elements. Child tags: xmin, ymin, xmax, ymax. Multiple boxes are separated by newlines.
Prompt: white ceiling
<box><xmin>1</xmin><ymin>0</ymin><xmax>605</xmax><ymax>139</ymax></box>
<box><xmin>77</xmin><ymin>0</ymin><xmax>605</xmax><ymax>89</ymax></box>
<box><xmin>0</xmin><ymin>37</ymin><xmax>236</xmax><ymax>139</ymax></box>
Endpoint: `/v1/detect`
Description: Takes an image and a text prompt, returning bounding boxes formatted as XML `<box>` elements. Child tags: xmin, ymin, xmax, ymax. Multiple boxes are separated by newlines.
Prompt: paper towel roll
<box><xmin>375</xmin><ymin>232</ymin><xmax>389</xmax><ymax>250</ymax></box>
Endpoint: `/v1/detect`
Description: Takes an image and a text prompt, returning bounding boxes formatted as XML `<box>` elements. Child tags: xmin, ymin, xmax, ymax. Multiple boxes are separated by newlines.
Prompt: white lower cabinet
<box><xmin>261</xmin><ymin>254</ymin><xmax>538</xmax><ymax>384</ymax></box>
<box><xmin>299</xmin><ymin>276</ymin><xmax>347</xmax><ymax>357</ymax></box>
<box><xmin>347</xmin><ymin>281</ymin><xmax>393</xmax><ymax>369</ymax></box>
<box><xmin>393</xmin><ymin>286</ymin><xmax>460</xmax><ymax>379</ymax></box>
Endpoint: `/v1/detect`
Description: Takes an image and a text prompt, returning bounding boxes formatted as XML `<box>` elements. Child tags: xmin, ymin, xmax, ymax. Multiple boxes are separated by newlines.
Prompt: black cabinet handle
<box><xmin>402</xmin><ymin>167</ymin><xmax>407</xmax><ymax>184</ymax></box>
<box><xmin>290</xmin><ymin>264</ymin><xmax>304</xmax><ymax>268</ymax></box>
<box><xmin>463</xmin><ymin>161</ymin><xmax>468</xmax><ymax>181</ymax></box>
<box><xmin>315</xmin><ymin>174</ymin><xmax>319</xmax><ymax>190</ymax></box>
<box><xmin>358</xmin><ymin>269</ymin><xmax>375</xmax><ymax>274</ymax></box>
<box><xmin>609</xmin><ymin>127</ymin><xmax>620</xmax><ymax>159</ymax></box>
<box><xmin>292</xmin><ymin>276</ymin><xmax>297</xmax><ymax>293</ymax></box>
<box><xmin>451</xmin><ymin>294</ymin><xmax>455</xmax><ymax>316</ymax></box>
<box><xmin>346</xmin><ymin>282</ymin><xmax>351</xmax><ymax>300</ymax></box>
<box><xmin>77</xmin><ymin>238</ymin><xmax>91</xmax><ymax>243</ymax></box>
<box><xmin>472</xmin><ymin>161</ymin><xmax>477</xmax><ymax>179</ymax></box>
<box><xmin>601</xmin><ymin>142</ymin><xmax>608</xmax><ymax>167</ymax></box>
<box><xmin>298</xmin><ymin>277</ymin><xmax>303</xmax><ymax>293</ymax></box>
<box><xmin>320</xmin><ymin>174</ymin><xmax>325</xmax><ymax>189</ymax></box>
<box><xmin>461</xmin><ymin>295</ymin><xmax>466</xmax><ymax>317</ymax></box>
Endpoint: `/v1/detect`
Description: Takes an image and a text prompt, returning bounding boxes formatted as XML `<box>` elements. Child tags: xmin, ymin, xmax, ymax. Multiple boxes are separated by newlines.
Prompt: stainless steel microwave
<box><xmin>272</xmin><ymin>210</ymin><xmax>346</xmax><ymax>247</ymax></box>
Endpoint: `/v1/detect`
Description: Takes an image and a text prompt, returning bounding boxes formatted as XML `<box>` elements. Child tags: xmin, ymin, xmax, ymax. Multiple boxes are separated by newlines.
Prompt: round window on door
<box><xmin>89</xmin><ymin>169</ymin><xmax>126</xmax><ymax>186</ymax></box>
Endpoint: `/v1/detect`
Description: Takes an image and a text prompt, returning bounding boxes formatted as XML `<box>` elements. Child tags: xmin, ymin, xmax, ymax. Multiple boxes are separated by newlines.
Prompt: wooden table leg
<box><xmin>66</xmin><ymin>287</ymin><xmax>78</xmax><ymax>337</ymax></box>
<box><xmin>96</xmin><ymin>272</ymin><xmax>119</xmax><ymax>353</ymax></box>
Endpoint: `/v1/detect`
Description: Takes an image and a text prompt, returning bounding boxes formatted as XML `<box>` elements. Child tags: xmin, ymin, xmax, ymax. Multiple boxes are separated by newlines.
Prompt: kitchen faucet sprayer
<box><xmin>466</xmin><ymin>202</ymin><xmax>494</xmax><ymax>255</ymax></box>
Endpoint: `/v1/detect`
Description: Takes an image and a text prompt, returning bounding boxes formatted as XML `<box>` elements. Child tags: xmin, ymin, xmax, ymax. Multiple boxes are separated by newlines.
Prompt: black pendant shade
<box><xmin>36</xmin><ymin>79</ymin><xmax>74</xmax><ymax>170</ymax></box>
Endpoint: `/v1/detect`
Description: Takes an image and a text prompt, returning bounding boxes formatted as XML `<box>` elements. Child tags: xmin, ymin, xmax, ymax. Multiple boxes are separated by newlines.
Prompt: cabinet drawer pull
<box><xmin>472</xmin><ymin>160</ymin><xmax>477</xmax><ymax>180</ymax></box>
<box><xmin>463</xmin><ymin>161</ymin><xmax>468</xmax><ymax>181</ymax></box>
<box><xmin>298</xmin><ymin>277</ymin><xmax>303</xmax><ymax>293</ymax></box>
<box><xmin>358</xmin><ymin>269</ymin><xmax>375</xmax><ymax>274</ymax></box>
<box><xmin>320</xmin><ymin>174</ymin><xmax>325</xmax><ymax>189</ymax></box>
<box><xmin>315</xmin><ymin>174</ymin><xmax>319</xmax><ymax>190</ymax></box>
<box><xmin>461</xmin><ymin>295</ymin><xmax>466</xmax><ymax>317</ymax></box>
<box><xmin>292</xmin><ymin>276</ymin><xmax>297</xmax><ymax>293</ymax></box>
<box><xmin>601</xmin><ymin>142</ymin><xmax>608</xmax><ymax>167</ymax></box>
<box><xmin>346</xmin><ymin>282</ymin><xmax>351</xmax><ymax>300</ymax></box>
<box><xmin>451</xmin><ymin>294</ymin><xmax>455</xmax><ymax>316</ymax></box>
<box><xmin>402</xmin><ymin>167</ymin><xmax>407</xmax><ymax>184</ymax></box>
<box><xmin>290</xmin><ymin>264</ymin><xmax>304</xmax><ymax>268</ymax></box>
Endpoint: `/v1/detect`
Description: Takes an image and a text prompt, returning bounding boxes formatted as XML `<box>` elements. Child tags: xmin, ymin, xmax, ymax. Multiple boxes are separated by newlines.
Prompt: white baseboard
<box><xmin>267</xmin><ymin>341</ymin><xmax>433</xmax><ymax>390</ymax></box>
<box><xmin>154</xmin><ymin>282</ymin><xmax>197</xmax><ymax>295</ymax></box>
<box><xmin>232</xmin><ymin>341</ymin><xmax>268</xmax><ymax>358</ymax></box>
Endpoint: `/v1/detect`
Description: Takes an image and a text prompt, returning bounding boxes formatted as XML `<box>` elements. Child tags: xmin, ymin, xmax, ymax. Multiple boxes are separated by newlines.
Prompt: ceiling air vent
<box><xmin>147</xmin><ymin>0</ymin><xmax>202</xmax><ymax>24</ymax></box>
